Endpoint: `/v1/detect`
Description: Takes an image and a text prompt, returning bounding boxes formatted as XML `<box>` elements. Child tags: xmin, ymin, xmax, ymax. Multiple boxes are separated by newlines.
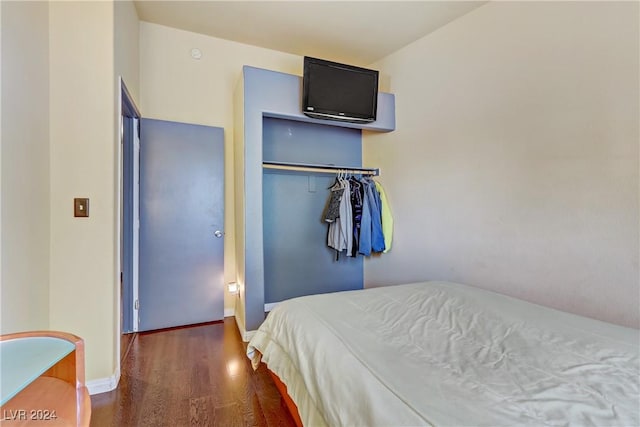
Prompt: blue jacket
<box><xmin>359</xmin><ymin>178</ymin><xmax>385</xmax><ymax>255</ymax></box>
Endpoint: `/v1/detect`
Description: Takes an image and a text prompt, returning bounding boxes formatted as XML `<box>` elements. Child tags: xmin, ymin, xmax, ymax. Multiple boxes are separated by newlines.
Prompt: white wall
<box><xmin>139</xmin><ymin>22</ymin><xmax>301</xmax><ymax>312</ymax></box>
<box><xmin>364</xmin><ymin>2</ymin><xmax>639</xmax><ymax>328</ymax></box>
<box><xmin>0</xmin><ymin>0</ymin><xmax>135</xmax><ymax>387</ymax></box>
<box><xmin>115</xmin><ymin>0</ymin><xmax>140</xmax><ymax>104</ymax></box>
<box><xmin>0</xmin><ymin>1</ymin><xmax>50</xmax><ymax>333</ymax></box>
<box><xmin>49</xmin><ymin>1</ymin><xmax>118</xmax><ymax>381</ymax></box>
<box><xmin>233</xmin><ymin>75</ymin><xmax>246</xmax><ymax>331</ymax></box>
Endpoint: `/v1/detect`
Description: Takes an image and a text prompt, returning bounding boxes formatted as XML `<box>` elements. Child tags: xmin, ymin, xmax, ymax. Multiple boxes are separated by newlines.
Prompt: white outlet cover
<box><xmin>190</xmin><ymin>48</ymin><xmax>202</xmax><ymax>60</ymax></box>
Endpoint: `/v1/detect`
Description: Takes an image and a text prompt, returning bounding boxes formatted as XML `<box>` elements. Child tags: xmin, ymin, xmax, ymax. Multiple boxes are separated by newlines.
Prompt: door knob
<box><xmin>214</xmin><ymin>230</ymin><xmax>224</xmax><ymax>238</ymax></box>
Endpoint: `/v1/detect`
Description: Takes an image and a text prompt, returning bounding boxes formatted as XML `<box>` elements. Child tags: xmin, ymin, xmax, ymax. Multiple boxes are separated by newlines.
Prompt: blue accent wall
<box><xmin>263</xmin><ymin>117</ymin><xmax>363</xmax><ymax>164</ymax></box>
<box><xmin>262</xmin><ymin>118</ymin><xmax>363</xmax><ymax>303</ymax></box>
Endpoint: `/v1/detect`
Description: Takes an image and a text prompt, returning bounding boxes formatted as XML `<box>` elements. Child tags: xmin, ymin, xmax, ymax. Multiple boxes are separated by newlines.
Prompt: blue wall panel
<box><xmin>240</xmin><ymin>66</ymin><xmax>395</xmax><ymax>330</ymax></box>
<box><xmin>263</xmin><ymin>117</ymin><xmax>362</xmax><ymax>165</ymax></box>
<box><xmin>262</xmin><ymin>118</ymin><xmax>363</xmax><ymax>303</ymax></box>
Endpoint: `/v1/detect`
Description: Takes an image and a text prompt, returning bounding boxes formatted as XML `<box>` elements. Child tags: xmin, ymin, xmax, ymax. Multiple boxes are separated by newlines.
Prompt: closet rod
<box><xmin>262</xmin><ymin>161</ymin><xmax>379</xmax><ymax>176</ymax></box>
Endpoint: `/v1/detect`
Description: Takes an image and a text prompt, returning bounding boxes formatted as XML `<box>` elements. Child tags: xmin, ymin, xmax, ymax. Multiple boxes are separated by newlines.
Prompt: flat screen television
<box><xmin>302</xmin><ymin>56</ymin><xmax>379</xmax><ymax>123</ymax></box>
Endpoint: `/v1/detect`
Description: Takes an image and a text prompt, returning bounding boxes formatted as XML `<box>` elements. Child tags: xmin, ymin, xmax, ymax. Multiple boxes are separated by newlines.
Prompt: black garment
<box><xmin>349</xmin><ymin>177</ymin><xmax>364</xmax><ymax>257</ymax></box>
<box><xmin>324</xmin><ymin>180</ymin><xmax>344</xmax><ymax>223</ymax></box>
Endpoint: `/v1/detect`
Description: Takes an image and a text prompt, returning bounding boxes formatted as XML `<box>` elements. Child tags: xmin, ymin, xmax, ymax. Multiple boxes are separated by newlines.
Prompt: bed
<box><xmin>247</xmin><ymin>281</ymin><xmax>640</xmax><ymax>426</ymax></box>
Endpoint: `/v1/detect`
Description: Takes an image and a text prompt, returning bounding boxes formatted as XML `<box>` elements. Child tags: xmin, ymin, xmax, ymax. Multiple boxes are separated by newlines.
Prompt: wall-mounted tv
<box><xmin>302</xmin><ymin>56</ymin><xmax>379</xmax><ymax>123</ymax></box>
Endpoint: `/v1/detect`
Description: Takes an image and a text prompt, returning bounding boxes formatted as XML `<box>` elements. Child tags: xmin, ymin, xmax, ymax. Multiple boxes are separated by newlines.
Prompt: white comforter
<box><xmin>247</xmin><ymin>282</ymin><xmax>640</xmax><ymax>426</ymax></box>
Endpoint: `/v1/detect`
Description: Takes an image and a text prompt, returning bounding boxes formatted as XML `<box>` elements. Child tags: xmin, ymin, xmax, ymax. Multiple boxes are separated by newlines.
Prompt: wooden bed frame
<box><xmin>268</xmin><ymin>368</ymin><xmax>303</xmax><ymax>427</ymax></box>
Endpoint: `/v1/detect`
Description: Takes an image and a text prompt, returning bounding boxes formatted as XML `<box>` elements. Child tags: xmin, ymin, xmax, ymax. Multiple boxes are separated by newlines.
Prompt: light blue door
<box><xmin>139</xmin><ymin>118</ymin><xmax>224</xmax><ymax>331</ymax></box>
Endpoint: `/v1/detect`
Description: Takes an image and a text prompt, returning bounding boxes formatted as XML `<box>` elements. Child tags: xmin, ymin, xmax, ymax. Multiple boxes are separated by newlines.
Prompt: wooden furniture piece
<box><xmin>268</xmin><ymin>369</ymin><xmax>302</xmax><ymax>427</ymax></box>
<box><xmin>0</xmin><ymin>331</ymin><xmax>91</xmax><ymax>426</ymax></box>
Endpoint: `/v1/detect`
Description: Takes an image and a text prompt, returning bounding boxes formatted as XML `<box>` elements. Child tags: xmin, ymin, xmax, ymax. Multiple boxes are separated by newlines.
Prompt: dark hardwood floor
<box><xmin>90</xmin><ymin>318</ymin><xmax>296</xmax><ymax>427</ymax></box>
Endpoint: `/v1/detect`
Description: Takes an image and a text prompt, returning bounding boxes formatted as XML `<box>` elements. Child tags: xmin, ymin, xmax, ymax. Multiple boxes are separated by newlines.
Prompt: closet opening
<box><xmin>261</xmin><ymin>117</ymin><xmax>364</xmax><ymax>307</ymax></box>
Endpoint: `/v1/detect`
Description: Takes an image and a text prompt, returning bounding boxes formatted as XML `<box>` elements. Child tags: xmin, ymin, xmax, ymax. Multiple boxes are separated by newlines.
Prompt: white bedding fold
<box><xmin>247</xmin><ymin>281</ymin><xmax>639</xmax><ymax>427</ymax></box>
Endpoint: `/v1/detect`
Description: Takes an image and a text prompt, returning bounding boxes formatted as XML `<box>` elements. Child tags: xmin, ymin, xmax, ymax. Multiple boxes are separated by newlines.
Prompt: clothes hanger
<box><xmin>329</xmin><ymin>170</ymin><xmax>341</xmax><ymax>190</ymax></box>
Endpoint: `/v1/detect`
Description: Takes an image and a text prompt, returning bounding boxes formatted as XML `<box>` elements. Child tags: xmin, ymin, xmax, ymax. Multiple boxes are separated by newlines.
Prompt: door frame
<box><xmin>119</xmin><ymin>77</ymin><xmax>141</xmax><ymax>341</ymax></box>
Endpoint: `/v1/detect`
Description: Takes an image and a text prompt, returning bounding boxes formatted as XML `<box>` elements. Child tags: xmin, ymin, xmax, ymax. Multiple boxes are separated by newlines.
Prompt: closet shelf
<box><xmin>262</xmin><ymin>161</ymin><xmax>379</xmax><ymax>176</ymax></box>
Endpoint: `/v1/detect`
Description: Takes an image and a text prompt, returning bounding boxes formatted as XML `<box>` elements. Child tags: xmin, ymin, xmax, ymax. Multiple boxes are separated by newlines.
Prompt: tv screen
<box><xmin>302</xmin><ymin>57</ymin><xmax>379</xmax><ymax>123</ymax></box>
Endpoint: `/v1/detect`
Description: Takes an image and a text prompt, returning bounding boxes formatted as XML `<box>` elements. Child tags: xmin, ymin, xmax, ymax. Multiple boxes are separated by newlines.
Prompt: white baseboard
<box><xmin>86</xmin><ymin>366</ymin><xmax>120</xmax><ymax>395</ymax></box>
<box><xmin>233</xmin><ymin>313</ymin><xmax>256</xmax><ymax>342</ymax></box>
<box><xmin>232</xmin><ymin>301</ymin><xmax>285</xmax><ymax>341</ymax></box>
<box><xmin>234</xmin><ymin>302</ymin><xmax>282</xmax><ymax>340</ymax></box>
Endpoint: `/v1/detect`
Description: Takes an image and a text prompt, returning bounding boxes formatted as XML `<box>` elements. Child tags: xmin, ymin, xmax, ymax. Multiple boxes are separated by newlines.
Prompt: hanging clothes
<box><xmin>327</xmin><ymin>177</ymin><xmax>352</xmax><ymax>255</ymax></box>
<box><xmin>326</xmin><ymin>179</ymin><xmax>341</xmax><ymax>250</ymax></box>
<box><xmin>375</xmin><ymin>181</ymin><xmax>393</xmax><ymax>253</ymax></box>
<box><xmin>342</xmin><ymin>179</ymin><xmax>353</xmax><ymax>255</ymax></box>
<box><xmin>368</xmin><ymin>178</ymin><xmax>385</xmax><ymax>253</ymax></box>
<box><xmin>324</xmin><ymin>179</ymin><xmax>344</xmax><ymax>223</ymax></box>
<box><xmin>349</xmin><ymin>177</ymin><xmax>363</xmax><ymax>257</ymax></box>
<box><xmin>325</xmin><ymin>172</ymin><xmax>392</xmax><ymax>258</ymax></box>
<box><xmin>358</xmin><ymin>179</ymin><xmax>373</xmax><ymax>256</ymax></box>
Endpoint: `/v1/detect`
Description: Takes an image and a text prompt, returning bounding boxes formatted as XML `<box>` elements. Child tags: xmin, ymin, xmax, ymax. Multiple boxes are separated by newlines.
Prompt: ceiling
<box><xmin>133</xmin><ymin>1</ymin><xmax>486</xmax><ymax>66</ymax></box>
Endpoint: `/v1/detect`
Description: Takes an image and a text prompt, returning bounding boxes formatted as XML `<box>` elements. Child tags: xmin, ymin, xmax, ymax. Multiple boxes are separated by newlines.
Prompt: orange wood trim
<box><xmin>43</xmin><ymin>351</ymin><xmax>76</xmax><ymax>387</ymax></box>
<box><xmin>78</xmin><ymin>386</ymin><xmax>92</xmax><ymax>427</ymax></box>
<box><xmin>0</xmin><ymin>330</ymin><xmax>83</xmax><ymax>343</ymax></box>
<box><xmin>269</xmin><ymin>370</ymin><xmax>303</xmax><ymax>427</ymax></box>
